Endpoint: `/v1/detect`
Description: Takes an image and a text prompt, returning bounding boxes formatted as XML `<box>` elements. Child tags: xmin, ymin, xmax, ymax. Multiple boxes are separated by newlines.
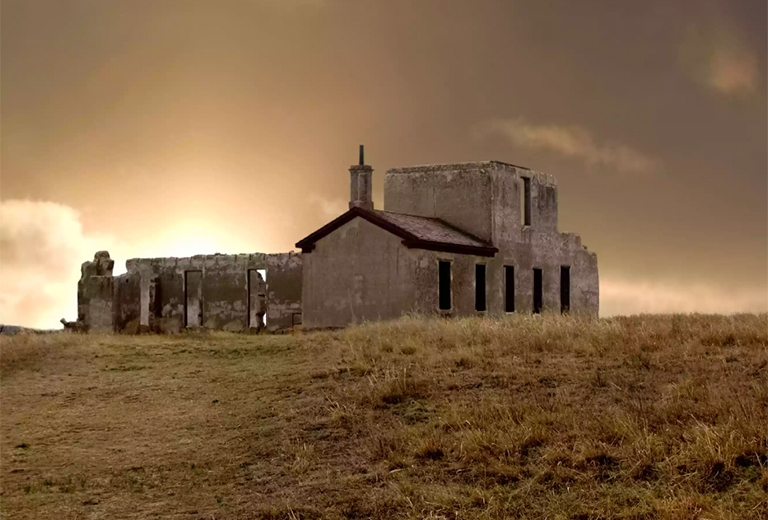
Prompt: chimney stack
<box><xmin>349</xmin><ymin>145</ymin><xmax>373</xmax><ymax>211</ymax></box>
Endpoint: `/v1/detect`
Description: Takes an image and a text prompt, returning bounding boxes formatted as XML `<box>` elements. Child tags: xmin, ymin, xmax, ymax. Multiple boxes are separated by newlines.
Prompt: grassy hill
<box><xmin>1</xmin><ymin>314</ymin><xmax>766</xmax><ymax>519</ymax></box>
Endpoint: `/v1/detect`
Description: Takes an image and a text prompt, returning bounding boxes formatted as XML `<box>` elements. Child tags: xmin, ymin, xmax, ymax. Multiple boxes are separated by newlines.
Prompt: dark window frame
<box><xmin>504</xmin><ymin>265</ymin><xmax>515</xmax><ymax>312</ymax></box>
<box><xmin>521</xmin><ymin>177</ymin><xmax>532</xmax><ymax>227</ymax></box>
<box><xmin>533</xmin><ymin>268</ymin><xmax>543</xmax><ymax>314</ymax></box>
<box><xmin>475</xmin><ymin>263</ymin><xmax>487</xmax><ymax>312</ymax></box>
<box><xmin>438</xmin><ymin>260</ymin><xmax>452</xmax><ymax>311</ymax></box>
<box><xmin>560</xmin><ymin>265</ymin><xmax>570</xmax><ymax>314</ymax></box>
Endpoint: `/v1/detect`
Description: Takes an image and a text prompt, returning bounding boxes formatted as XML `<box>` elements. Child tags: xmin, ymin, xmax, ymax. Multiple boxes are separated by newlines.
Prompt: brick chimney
<box><xmin>349</xmin><ymin>145</ymin><xmax>373</xmax><ymax>210</ymax></box>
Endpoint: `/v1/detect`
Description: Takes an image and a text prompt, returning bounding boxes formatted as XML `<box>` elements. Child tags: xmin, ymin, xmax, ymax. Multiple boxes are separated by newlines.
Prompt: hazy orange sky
<box><xmin>1</xmin><ymin>0</ymin><xmax>766</xmax><ymax>328</ymax></box>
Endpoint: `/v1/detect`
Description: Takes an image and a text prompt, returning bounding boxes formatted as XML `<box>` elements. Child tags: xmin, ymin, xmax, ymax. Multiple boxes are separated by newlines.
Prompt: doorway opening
<box><xmin>184</xmin><ymin>270</ymin><xmax>203</xmax><ymax>327</ymax></box>
<box><xmin>248</xmin><ymin>269</ymin><xmax>267</xmax><ymax>330</ymax></box>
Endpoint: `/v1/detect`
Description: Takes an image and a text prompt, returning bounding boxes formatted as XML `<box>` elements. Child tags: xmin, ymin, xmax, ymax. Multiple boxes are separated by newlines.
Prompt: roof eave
<box><xmin>401</xmin><ymin>240</ymin><xmax>498</xmax><ymax>257</ymax></box>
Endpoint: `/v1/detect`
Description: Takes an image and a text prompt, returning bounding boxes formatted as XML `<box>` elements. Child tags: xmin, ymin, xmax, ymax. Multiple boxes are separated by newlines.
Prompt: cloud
<box><xmin>475</xmin><ymin>118</ymin><xmax>660</xmax><ymax>175</ymax></box>
<box><xmin>600</xmin><ymin>277</ymin><xmax>767</xmax><ymax>317</ymax></box>
<box><xmin>679</xmin><ymin>23</ymin><xmax>759</xmax><ymax>97</ymax></box>
<box><xmin>0</xmin><ymin>200</ymin><xmax>124</xmax><ymax>329</ymax></box>
<box><xmin>708</xmin><ymin>47</ymin><xmax>759</xmax><ymax>95</ymax></box>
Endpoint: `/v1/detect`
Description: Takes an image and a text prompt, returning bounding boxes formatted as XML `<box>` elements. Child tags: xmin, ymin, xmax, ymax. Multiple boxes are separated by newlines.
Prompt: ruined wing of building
<box><xmin>73</xmin><ymin>147</ymin><xmax>598</xmax><ymax>333</ymax></box>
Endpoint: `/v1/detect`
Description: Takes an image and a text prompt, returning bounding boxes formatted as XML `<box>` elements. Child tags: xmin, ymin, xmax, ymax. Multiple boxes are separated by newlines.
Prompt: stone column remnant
<box><xmin>76</xmin><ymin>251</ymin><xmax>116</xmax><ymax>332</ymax></box>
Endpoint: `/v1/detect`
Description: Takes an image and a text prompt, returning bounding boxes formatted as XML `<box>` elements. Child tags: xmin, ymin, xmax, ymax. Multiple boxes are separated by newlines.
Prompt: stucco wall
<box><xmin>380</xmin><ymin>161</ymin><xmax>597</xmax><ymax>318</ymax></box>
<box><xmin>486</xmin><ymin>161</ymin><xmax>559</xmax><ymax>246</ymax></box>
<box><xmin>302</xmin><ymin>216</ymin><xmax>598</xmax><ymax>329</ymax></box>
<box><xmin>384</xmin><ymin>163</ymin><xmax>494</xmax><ymax>242</ymax></box>
<box><xmin>385</xmin><ymin>161</ymin><xmax>560</xmax><ymax>246</ymax></box>
<box><xmin>302</xmin><ymin>218</ymin><xmax>417</xmax><ymax>329</ymax></box>
<box><xmin>407</xmin><ymin>237</ymin><xmax>598</xmax><ymax>318</ymax></box>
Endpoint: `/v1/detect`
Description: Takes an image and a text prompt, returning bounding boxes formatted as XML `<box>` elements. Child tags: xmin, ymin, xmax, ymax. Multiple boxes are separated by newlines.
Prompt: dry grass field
<box><xmin>1</xmin><ymin>314</ymin><xmax>766</xmax><ymax>519</ymax></box>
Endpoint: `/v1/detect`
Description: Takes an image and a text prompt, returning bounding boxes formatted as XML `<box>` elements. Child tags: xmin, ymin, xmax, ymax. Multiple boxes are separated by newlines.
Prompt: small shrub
<box><xmin>369</xmin><ymin>432</ymin><xmax>403</xmax><ymax>462</ymax></box>
<box><xmin>415</xmin><ymin>437</ymin><xmax>445</xmax><ymax>461</ymax></box>
<box><xmin>369</xmin><ymin>368</ymin><xmax>428</xmax><ymax>406</ymax></box>
<box><xmin>592</xmin><ymin>368</ymin><xmax>607</xmax><ymax>388</ymax></box>
<box><xmin>454</xmin><ymin>355</ymin><xmax>475</xmax><ymax>369</ymax></box>
<box><xmin>699</xmin><ymin>459</ymin><xmax>734</xmax><ymax>492</ymax></box>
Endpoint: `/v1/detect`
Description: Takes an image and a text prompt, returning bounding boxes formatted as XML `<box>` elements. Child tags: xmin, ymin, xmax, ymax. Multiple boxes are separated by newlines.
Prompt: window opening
<box><xmin>560</xmin><ymin>266</ymin><xmax>570</xmax><ymax>314</ymax></box>
<box><xmin>533</xmin><ymin>268</ymin><xmax>543</xmax><ymax>314</ymax></box>
<box><xmin>438</xmin><ymin>261</ymin><xmax>452</xmax><ymax>310</ymax></box>
<box><xmin>475</xmin><ymin>264</ymin><xmax>487</xmax><ymax>312</ymax></box>
<box><xmin>521</xmin><ymin>177</ymin><xmax>531</xmax><ymax>226</ymax></box>
<box><xmin>504</xmin><ymin>265</ymin><xmax>515</xmax><ymax>312</ymax></box>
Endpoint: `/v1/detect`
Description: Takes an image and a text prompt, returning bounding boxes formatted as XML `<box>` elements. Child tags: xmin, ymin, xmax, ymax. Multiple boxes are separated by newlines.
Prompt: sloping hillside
<box><xmin>1</xmin><ymin>314</ymin><xmax>766</xmax><ymax>519</ymax></box>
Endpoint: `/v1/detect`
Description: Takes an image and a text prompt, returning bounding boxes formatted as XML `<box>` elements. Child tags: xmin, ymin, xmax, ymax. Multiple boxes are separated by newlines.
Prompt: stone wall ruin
<box><xmin>74</xmin><ymin>251</ymin><xmax>302</xmax><ymax>333</ymax></box>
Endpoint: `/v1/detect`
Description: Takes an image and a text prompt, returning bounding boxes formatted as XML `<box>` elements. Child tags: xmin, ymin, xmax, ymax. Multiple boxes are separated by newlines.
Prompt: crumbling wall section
<box><xmin>75</xmin><ymin>251</ymin><xmax>302</xmax><ymax>333</ymax></box>
<box><xmin>113</xmin><ymin>269</ymin><xmax>142</xmax><ymax>333</ymax></box>
<box><xmin>121</xmin><ymin>252</ymin><xmax>302</xmax><ymax>333</ymax></box>
<box><xmin>76</xmin><ymin>251</ymin><xmax>115</xmax><ymax>332</ymax></box>
<box><xmin>264</xmin><ymin>253</ymin><xmax>303</xmax><ymax>331</ymax></box>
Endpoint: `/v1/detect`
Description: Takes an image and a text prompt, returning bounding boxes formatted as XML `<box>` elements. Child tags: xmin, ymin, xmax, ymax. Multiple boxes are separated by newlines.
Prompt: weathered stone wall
<box><xmin>384</xmin><ymin>163</ymin><xmax>495</xmax><ymax>242</ymax></box>
<box><xmin>302</xmin><ymin>218</ymin><xmax>417</xmax><ymax>329</ymax></box>
<box><xmin>384</xmin><ymin>162</ymin><xmax>559</xmax><ymax>241</ymax></box>
<box><xmin>407</xmin><ymin>235</ymin><xmax>598</xmax><ymax>317</ymax></box>
<box><xmin>76</xmin><ymin>251</ymin><xmax>302</xmax><ymax>333</ymax></box>
<box><xmin>301</xmin><ymin>219</ymin><xmax>598</xmax><ymax>329</ymax></box>
<box><xmin>385</xmin><ymin>161</ymin><xmax>598</xmax><ymax>317</ymax></box>
<box><xmin>77</xmin><ymin>251</ymin><xmax>115</xmax><ymax>332</ymax></box>
<box><xmin>487</xmin><ymin>162</ymin><xmax>559</xmax><ymax>245</ymax></box>
<box><xmin>385</xmin><ymin>161</ymin><xmax>560</xmax><ymax>246</ymax></box>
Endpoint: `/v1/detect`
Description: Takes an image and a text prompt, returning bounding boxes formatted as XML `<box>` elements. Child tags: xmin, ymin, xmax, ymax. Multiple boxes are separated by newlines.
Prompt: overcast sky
<box><xmin>1</xmin><ymin>0</ymin><xmax>766</xmax><ymax>328</ymax></box>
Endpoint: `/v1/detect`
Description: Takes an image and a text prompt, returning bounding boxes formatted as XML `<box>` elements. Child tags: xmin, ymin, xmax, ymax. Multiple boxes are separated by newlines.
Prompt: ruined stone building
<box><xmin>75</xmin><ymin>149</ymin><xmax>598</xmax><ymax>332</ymax></box>
<box><xmin>76</xmin><ymin>252</ymin><xmax>302</xmax><ymax>333</ymax></box>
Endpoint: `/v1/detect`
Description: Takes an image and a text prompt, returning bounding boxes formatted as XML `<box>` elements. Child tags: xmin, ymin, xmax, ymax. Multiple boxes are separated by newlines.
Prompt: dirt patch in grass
<box><xmin>1</xmin><ymin>314</ymin><xmax>767</xmax><ymax>519</ymax></box>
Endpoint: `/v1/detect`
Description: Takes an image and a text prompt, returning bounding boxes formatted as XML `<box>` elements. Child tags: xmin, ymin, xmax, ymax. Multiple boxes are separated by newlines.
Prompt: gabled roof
<box><xmin>295</xmin><ymin>207</ymin><xmax>498</xmax><ymax>257</ymax></box>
